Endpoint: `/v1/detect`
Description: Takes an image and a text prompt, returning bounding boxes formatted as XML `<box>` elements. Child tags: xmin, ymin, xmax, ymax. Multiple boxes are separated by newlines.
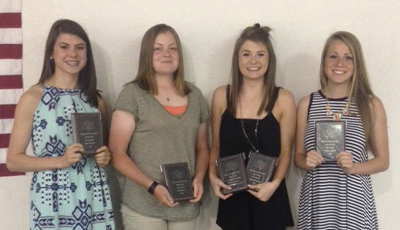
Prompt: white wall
<box><xmin>1</xmin><ymin>0</ymin><xmax>399</xmax><ymax>229</ymax></box>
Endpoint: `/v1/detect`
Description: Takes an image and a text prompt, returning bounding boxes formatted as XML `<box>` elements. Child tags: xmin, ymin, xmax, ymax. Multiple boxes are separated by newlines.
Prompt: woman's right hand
<box><xmin>209</xmin><ymin>174</ymin><xmax>233</xmax><ymax>200</ymax></box>
<box><xmin>153</xmin><ymin>184</ymin><xmax>179</xmax><ymax>208</ymax></box>
<box><xmin>305</xmin><ymin>150</ymin><xmax>324</xmax><ymax>170</ymax></box>
<box><xmin>60</xmin><ymin>143</ymin><xmax>83</xmax><ymax>168</ymax></box>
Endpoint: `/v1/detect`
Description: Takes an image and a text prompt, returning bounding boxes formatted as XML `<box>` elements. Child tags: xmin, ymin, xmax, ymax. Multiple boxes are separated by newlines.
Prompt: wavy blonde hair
<box><xmin>320</xmin><ymin>31</ymin><xmax>375</xmax><ymax>151</ymax></box>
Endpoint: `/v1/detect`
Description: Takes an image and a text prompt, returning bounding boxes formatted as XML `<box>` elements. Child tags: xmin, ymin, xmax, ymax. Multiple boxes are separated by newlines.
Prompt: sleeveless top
<box><xmin>297</xmin><ymin>90</ymin><xmax>377</xmax><ymax>230</ymax></box>
<box><xmin>216</xmin><ymin>86</ymin><xmax>294</xmax><ymax>230</ymax></box>
<box><xmin>30</xmin><ymin>86</ymin><xmax>115</xmax><ymax>230</ymax></box>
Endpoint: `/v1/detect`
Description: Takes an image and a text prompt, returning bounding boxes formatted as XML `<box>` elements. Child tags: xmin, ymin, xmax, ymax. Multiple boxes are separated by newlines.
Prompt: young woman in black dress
<box><xmin>209</xmin><ymin>24</ymin><xmax>295</xmax><ymax>230</ymax></box>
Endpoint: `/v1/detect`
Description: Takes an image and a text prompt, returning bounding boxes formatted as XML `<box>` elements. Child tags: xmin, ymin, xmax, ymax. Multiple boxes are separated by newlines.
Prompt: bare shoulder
<box><xmin>370</xmin><ymin>95</ymin><xmax>384</xmax><ymax>108</ymax></box>
<box><xmin>211</xmin><ymin>85</ymin><xmax>228</xmax><ymax>117</ymax></box>
<box><xmin>213</xmin><ymin>85</ymin><xmax>227</xmax><ymax>98</ymax></box>
<box><xmin>276</xmin><ymin>88</ymin><xmax>295</xmax><ymax>104</ymax></box>
<box><xmin>274</xmin><ymin>89</ymin><xmax>295</xmax><ymax>120</ymax></box>
<box><xmin>275</xmin><ymin>88</ymin><xmax>295</xmax><ymax>111</ymax></box>
<box><xmin>14</xmin><ymin>84</ymin><xmax>44</xmax><ymax>118</ymax></box>
<box><xmin>18</xmin><ymin>85</ymin><xmax>43</xmax><ymax>108</ymax></box>
<box><xmin>369</xmin><ymin>95</ymin><xmax>386</xmax><ymax>115</ymax></box>
<box><xmin>298</xmin><ymin>94</ymin><xmax>311</xmax><ymax>110</ymax></box>
<box><xmin>212</xmin><ymin>86</ymin><xmax>228</xmax><ymax>105</ymax></box>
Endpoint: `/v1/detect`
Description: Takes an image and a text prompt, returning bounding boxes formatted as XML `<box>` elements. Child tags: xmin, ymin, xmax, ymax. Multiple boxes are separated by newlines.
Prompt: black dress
<box><xmin>216</xmin><ymin>87</ymin><xmax>294</xmax><ymax>230</ymax></box>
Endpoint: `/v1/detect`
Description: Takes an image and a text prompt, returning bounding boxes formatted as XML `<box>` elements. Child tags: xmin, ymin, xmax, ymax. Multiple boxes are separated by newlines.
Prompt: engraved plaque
<box><xmin>217</xmin><ymin>153</ymin><xmax>248</xmax><ymax>195</ymax></box>
<box><xmin>161</xmin><ymin>162</ymin><xmax>194</xmax><ymax>202</ymax></box>
<box><xmin>315</xmin><ymin>120</ymin><xmax>345</xmax><ymax>161</ymax></box>
<box><xmin>71</xmin><ymin>112</ymin><xmax>103</xmax><ymax>156</ymax></box>
<box><xmin>246</xmin><ymin>151</ymin><xmax>278</xmax><ymax>185</ymax></box>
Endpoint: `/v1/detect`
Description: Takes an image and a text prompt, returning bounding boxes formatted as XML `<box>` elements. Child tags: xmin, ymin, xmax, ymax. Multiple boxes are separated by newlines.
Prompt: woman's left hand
<box><xmin>190</xmin><ymin>177</ymin><xmax>204</xmax><ymax>203</ymax></box>
<box><xmin>336</xmin><ymin>151</ymin><xmax>353</xmax><ymax>174</ymax></box>
<box><xmin>95</xmin><ymin>146</ymin><xmax>111</xmax><ymax>167</ymax></box>
<box><xmin>247</xmin><ymin>181</ymin><xmax>279</xmax><ymax>202</ymax></box>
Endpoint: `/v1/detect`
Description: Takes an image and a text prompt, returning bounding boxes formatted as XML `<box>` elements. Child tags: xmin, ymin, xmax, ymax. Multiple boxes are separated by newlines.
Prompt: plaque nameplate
<box><xmin>246</xmin><ymin>151</ymin><xmax>278</xmax><ymax>185</ymax></box>
<box><xmin>160</xmin><ymin>162</ymin><xmax>194</xmax><ymax>202</ymax></box>
<box><xmin>217</xmin><ymin>153</ymin><xmax>248</xmax><ymax>195</ymax></box>
<box><xmin>315</xmin><ymin>120</ymin><xmax>346</xmax><ymax>161</ymax></box>
<box><xmin>71</xmin><ymin>112</ymin><xmax>103</xmax><ymax>156</ymax></box>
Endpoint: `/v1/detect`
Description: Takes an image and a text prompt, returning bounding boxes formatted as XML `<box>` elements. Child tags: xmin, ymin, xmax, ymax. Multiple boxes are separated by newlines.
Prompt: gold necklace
<box><xmin>325</xmin><ymin>91</ymin><xmax>350</xmax><ymax>121</ymax></box>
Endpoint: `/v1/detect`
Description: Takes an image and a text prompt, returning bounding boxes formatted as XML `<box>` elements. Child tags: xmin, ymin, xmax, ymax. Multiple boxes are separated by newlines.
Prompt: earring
<box><xmin>50</xmin><ymin>56</ymin><xmax>53</xmax><ymax>60</ymax></box>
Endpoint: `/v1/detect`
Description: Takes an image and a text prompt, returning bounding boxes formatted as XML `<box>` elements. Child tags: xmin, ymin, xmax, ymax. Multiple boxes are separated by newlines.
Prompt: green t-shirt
<box><xmin>114</xmin><ymin>82</ymin><xmax>209</xmax><ymax>220</ymax></box>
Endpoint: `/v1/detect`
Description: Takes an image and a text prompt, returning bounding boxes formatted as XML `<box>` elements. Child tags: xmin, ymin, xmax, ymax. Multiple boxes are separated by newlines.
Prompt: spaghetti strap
<box><xmin>226</xmin><ymin>84</ymin><xmax>231</xmax><ymax>106</ymax></box>
<box><xmin>266</xmin><ymin>86</ymin><xmax>281</xmax><ymax>113</ymax></box>
<box><xmin>226</xmin><ymin>84</ymin><xmax>232</xmax><ymax>108</ymax></box>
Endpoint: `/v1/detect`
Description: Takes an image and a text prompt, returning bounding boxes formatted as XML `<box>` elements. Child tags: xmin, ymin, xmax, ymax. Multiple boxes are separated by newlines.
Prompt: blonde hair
<box><xmin>320</xmin><ymin>31</ymin><xmax>375</xmax><ymax>151</ymax></box>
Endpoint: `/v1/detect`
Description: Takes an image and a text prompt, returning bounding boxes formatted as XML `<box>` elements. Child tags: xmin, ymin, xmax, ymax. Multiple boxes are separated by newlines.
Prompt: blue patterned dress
<box><xmin>30</xmin><ymin>86</ymin><xmax>115</xmax><ymax>230</ymax></box>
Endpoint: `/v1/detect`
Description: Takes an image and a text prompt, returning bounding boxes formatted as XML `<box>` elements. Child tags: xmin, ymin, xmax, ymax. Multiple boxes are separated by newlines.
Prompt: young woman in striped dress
<box><xmin>295</xmin><ymin>31</ymin><xmax>389</xmax><ymax>229</ymax></box>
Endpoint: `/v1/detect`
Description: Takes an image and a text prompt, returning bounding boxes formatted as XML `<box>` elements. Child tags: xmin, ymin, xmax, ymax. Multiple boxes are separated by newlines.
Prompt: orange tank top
<box><xmin>163</xmin><ymin>105</ymin><xmax>187</xmax><ymax>115</ymax></box>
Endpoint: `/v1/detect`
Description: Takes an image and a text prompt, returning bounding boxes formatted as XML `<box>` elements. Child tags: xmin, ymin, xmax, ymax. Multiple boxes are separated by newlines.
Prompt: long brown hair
<box><xmin>229</xmin><ymin>23</ymin><xmax>278</xmax><ymax>116</ymax></box>
<box><xmin>38</xmin><ymin>19</ymin><xmax>99</xmax><ymax>107</ymax></box>
<box><xmin>132</xmin><ymin>24</ymin><xmax>190</xmax><ymax>96</ymax></box>
<box><xmin>320</xmin><ymin>31</ymin><xmax>375</xmax><ymax>151</ymax></box>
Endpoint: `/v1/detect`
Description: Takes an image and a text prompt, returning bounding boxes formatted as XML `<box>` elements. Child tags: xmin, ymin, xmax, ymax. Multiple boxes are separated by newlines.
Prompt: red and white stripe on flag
<box><xmin>0</xmin><ymin>0</ymin><xmax>24</xmax><ymax>177</ymax></box>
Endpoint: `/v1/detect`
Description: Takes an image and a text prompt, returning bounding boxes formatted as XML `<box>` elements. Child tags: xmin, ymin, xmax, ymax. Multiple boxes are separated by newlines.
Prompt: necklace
<box><xmin>239</xmin><ymin>100</ymin><xmax>260</xmax><ymax>152</ymax></box>
<box><xmin>324</xmin><ymin>91</ymin><xmax>350</xmax><ymax>121</ymax></box>
<box><xmin>166</xmin><ymin>97</ymin><xmax>170</xmax><ymax>102</ymax></box>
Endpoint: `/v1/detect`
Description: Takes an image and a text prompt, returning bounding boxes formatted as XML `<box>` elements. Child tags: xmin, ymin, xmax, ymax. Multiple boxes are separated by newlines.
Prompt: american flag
<box><xmin>0</xmin><ymin>0</ymin><xmax>24</xmax><ymax>177</ymax></box>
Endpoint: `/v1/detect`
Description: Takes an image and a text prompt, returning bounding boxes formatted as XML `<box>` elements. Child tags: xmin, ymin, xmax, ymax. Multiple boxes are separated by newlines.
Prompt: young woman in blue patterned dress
<box><xmin>7</xmin><ymin>19</ymin><xmax>115</xmax><ymax>229</ymax></box>
<box><xmin>295</xmin><ymin>31</ymin><xmax>389</xmax><ymax>230</ymax></box>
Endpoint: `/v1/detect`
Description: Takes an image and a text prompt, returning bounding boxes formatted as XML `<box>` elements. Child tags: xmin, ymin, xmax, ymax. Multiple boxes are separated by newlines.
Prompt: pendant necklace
<box><xmin>166</xmin><ymin>97</ymin><xmax>170</xmax><ymax>102</ymax></box>
<box><xmin>239</xmin><ymin>99</ymin><xmax>260</xmax><ymax>153</ymax></box>
<box><xmin>324</xmin><ymin>90</ymin><xmax>350</xmax><ymax>121</ymax></box>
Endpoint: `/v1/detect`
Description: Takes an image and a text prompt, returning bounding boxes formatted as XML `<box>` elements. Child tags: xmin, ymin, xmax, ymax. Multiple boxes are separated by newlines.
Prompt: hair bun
<box><xmin>254</xmin><ymin>23</ymin><xmax>261</xmax><ymax>28</ymax></box>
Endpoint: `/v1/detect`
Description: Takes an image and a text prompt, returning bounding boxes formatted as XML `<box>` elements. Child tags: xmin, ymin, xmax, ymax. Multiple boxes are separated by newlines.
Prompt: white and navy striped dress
<box><xmin>298</xmin><ymin>91</ymin><xmax>378</xmax><ymax>230</ymax></box>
